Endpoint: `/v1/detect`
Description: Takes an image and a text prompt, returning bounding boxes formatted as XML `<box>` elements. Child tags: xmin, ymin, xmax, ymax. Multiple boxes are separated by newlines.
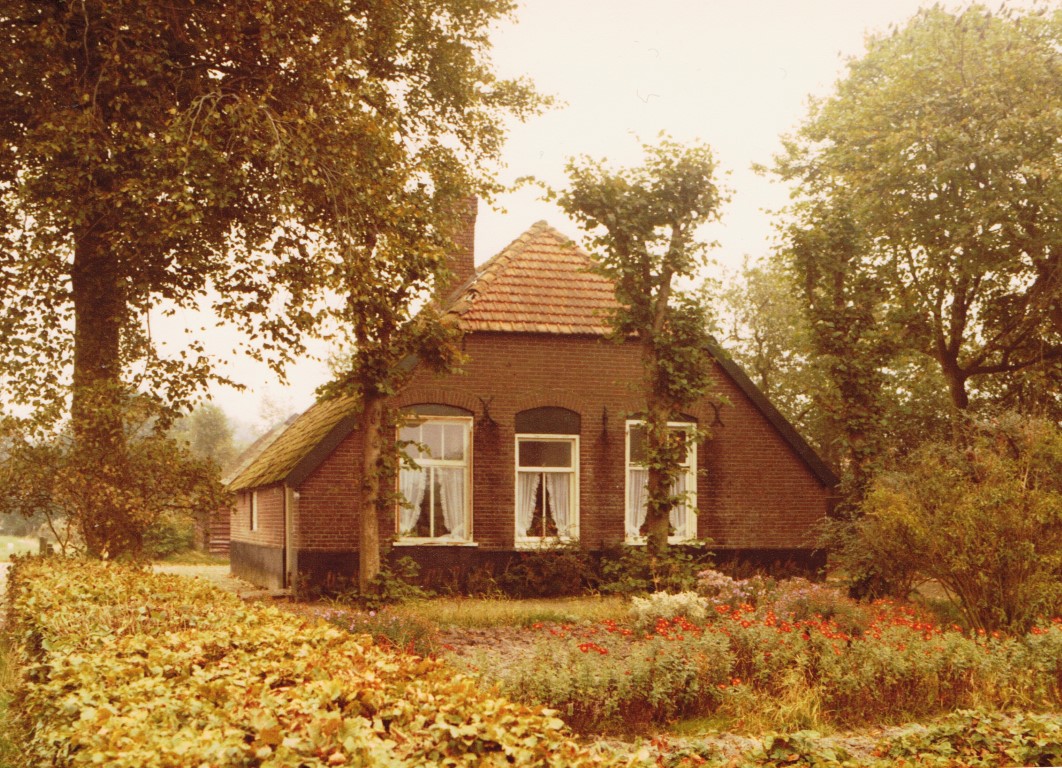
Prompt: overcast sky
<box><xmin>208</xmin><ymin>0</ymin><xmax>962</xmax><ymax>434</ymax></box>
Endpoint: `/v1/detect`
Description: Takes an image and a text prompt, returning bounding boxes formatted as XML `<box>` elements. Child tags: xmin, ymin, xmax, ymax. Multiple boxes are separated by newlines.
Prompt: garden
<box><xmin>4</xmin><ymin>550</ymin><xmax>1062</xmax><ymax>767</ymax></box>
<box><xmin>298</xmin><ymin>557</ymin><xmax>1062</xmax><ymax>767</ymax></box>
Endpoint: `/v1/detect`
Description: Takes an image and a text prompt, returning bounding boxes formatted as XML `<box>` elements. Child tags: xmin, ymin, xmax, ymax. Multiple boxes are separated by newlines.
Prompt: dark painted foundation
<box><xmin>284</xmin><ymin>544</ymin><xmax>826</xmax><ymax>593</ymax></box>
<box><xmin>230</xmin><ymin>541</ymin><xmax>285</xmax><ymax>591</ymax></box>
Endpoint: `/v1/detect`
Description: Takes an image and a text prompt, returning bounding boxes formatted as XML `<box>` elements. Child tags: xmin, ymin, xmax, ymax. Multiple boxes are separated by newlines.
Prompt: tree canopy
<box><xmin>0</xmin><ymin>0</ymin><xmax>540</xmax><ymax>556</ymax></box>
<box><xmin>774</xmin><ymin>4</ymin><xmax>1062</xmax><ymax>416</ymax></box>
<box><xmin>557</xmin><ymin>137</ymin><xmax>725</xmax><ymax>559</ymax></box>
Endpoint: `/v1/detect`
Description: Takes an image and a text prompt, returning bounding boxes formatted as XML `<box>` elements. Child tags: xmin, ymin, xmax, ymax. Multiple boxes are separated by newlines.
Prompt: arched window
<box><xmin>395</xmin><ymin>405</ymin><xmax>473</xmax><ymax>543</ymax></box>
<box><xmin>514</xmin><ymin>407</ymin><xmax>580</xmax><ymax>546</ymax></box>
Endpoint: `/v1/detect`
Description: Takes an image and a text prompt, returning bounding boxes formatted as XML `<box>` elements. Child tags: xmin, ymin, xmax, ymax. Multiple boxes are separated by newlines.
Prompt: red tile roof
<box><xmin>445</xmin><ymin>221</ymin><xmax>619</xmax><ymax>335</ymax></box>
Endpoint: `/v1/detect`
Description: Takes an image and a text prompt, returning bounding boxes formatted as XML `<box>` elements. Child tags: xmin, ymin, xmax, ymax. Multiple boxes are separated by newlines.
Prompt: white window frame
<box><xmin>624</xmin><ymin>420</ymin><xmax>697</xmax><ymax>544</ymax></box>
<box><xmin>249</xmin><ymin>490</ymin><xmax>259</xmax><ymax>532</ymax></box>
<box><xmin>394</xmin><ymin>416</ymin><xmax>474</xmax><ymax>546</ymax></box>
<box><xmin>514</xmin><ymin>434</ymin><xmax>580</xmax><ymax>548</ymax></box>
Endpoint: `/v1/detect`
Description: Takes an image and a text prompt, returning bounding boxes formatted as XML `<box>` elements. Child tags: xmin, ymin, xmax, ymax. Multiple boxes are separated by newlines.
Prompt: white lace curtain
<box><xmin>437</xmin><ymin>467</ymin><xmax>466</xmax><ymax>539</ymax></box>
<box><xmin>399</xmin><ymin>466</ymin><xmax>466</xmax><ymax>539</ymax></box>
<box><xmin>627</xmin><ymin>469</ymin><xmax>688</xmax><ymax>539</ymax></box>
<box><xmin>517</xmin><ymin>472</ymin><xmax>572</xmax><ymax>538</ymax></box>
<box><xmin>398</xmin><ymin>467</ymin><xmax>427</xmax><ymax>535</ymax></box>
<box><xmin>626</xmin><ymin>468</ymin><xmax>649</xmax><ymax>538</ymax></box>
<box><xmin>516</xmin><ymin>472</ymin><xmax>541</xmax><ymax>537</ymax></box>
<box><xmin>544</xmin><ymin>473</ymin><xmax>570</xmax><ymax>535</ymax></box>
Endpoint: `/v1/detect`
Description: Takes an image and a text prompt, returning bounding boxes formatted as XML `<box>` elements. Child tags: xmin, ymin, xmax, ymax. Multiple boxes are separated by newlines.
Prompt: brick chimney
<box><xmin>438</xmin><ymin>196</ymin><xmax>477</xmax><ymax>301</ymax></box>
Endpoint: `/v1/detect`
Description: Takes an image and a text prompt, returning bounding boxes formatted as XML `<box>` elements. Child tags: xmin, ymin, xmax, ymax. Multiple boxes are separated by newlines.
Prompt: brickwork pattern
<box><xmin>294</xmin><ymin>332</ymin><xmax>830</xmax><ymax>555</ymax></box>
<box><xmin>230</xmin><ymin>484</ymin><xmax>286</xmax><ymax>548</ymax></box>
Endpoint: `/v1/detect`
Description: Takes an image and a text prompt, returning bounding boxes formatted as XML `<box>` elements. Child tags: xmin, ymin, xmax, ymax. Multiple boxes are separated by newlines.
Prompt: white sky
<box><xmin>206</xmin><ymin>0</ymin><xmax>956</xmax><ymax>435</ymax></box>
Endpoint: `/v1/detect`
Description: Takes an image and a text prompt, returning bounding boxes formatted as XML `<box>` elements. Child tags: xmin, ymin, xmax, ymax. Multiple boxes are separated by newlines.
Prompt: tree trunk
<box><xmin>643</xmin><ymin>394</ymin><xmax>673</xmax><ymax>565</ymax></box>
<box><xmin>358</xmin><ymin>392</ymin><xmax>385</xmax><ymax>593</ymax></box>
<box><xmin>71</xmin><ymin>225</ymin><xmax>141</xmax><ymax>558</ymax></box>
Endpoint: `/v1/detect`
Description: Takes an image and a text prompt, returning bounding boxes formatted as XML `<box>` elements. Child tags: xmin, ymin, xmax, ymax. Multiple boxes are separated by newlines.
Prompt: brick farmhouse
<box><xmin>227</xmin><ymin>209</ymin><xmax>838</xmax><ymax>590</ymax></box>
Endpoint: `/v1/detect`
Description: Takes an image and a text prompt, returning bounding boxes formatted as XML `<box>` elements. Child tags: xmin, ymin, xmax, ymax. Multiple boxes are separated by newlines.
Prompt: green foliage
<box><xmin>0</xmin><ymin>403</ymin><xmax>229</xmax><ymax>558</ymax></box>
<box><xmin>5</xmin><ymin>557</ymin><xmax>631</xmax><ymax>767</ymax></box>
<box><xmin>298</xmin><ymin>558</ymin><xmax>434</xmax><ymax>610</ymax></box>
<box><xmin>844</xmin><ymin>413</ymin><xmax>1062</xmax><ymax>633</ymax></box>
<box><xmin>774</xmin><ymin>4</ymin><xmax>1062</xmax><ymax>419</ymax></box>
<box><xmin>477</xmin><ymin>577</ymin><xmax>1062</xmax><ymax>736</ymax></box>
<box><xmin>169</xmin><ymin>403</ymin><xmax>239</xmax><ymax>476</ymax></box>
<box><xmin>718</xmin><ymin>258</ymin><xmax>816</xmax><ymax>446</ymax></box>
<box><xmin>498</xmin><ymin>544</ymin><xmax>599</xmax><ymax>598</ymax></box>
<box><xmin>498</xmin><ymin>621</ymin><xmax>734</xmax><ymax>734</ymax></box>
<box><xmin>0</xmin><ymin>0</ymin><xmax>542</xmax><ymax>561</ymax></box>
<box><xmin>876</xmin><ymin>710</ymin><xmax>1062</xmax><ymax>768</ymax></box>
<box><xmin>556</xmin><ymin>137</ymin><xmax>725</xmax><ymax>560</ymax></box>
<box><xmin>325</xmin><ymin>608</ymin><xmax>441</xmax><ymax>658</ymax></box>
<box><xmin>142</xmin><ymin>510</ymin><xmax>197</xmax><ymax>560</ymax></box>
<box><xmin>599</xmin><ymin>546</ymin><xmax>707</xmax><ymax>596</ymax></box>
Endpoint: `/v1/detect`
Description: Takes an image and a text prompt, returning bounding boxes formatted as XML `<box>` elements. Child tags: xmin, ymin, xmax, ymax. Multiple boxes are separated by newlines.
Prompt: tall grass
<box><xmin>392</xmin><ymin>595</ymin><xmax>628</xmax><ymax>628</ymax></box>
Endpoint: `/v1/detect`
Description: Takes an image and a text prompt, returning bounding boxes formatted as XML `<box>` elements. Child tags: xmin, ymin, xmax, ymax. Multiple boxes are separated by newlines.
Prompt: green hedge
<box><xmin>4</xmin><ymin>557</ymin><xmax>635</xmax><ymax>767</ymax></box>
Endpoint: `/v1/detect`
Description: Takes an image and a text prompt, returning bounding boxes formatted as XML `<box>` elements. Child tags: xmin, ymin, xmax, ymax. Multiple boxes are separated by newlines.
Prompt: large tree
<box><xmin>557</xmin><ymin>138</ymin><xmax>725</xmax><ymax>561</ymax></box>
<box><xmin>774</xmin><ymin>5</ymin><xmax>1062</xmax><ymax>416</ymax></box>
<box><xmin>0</xmin><ymin>1</ymin><xmax>538</xmax><ymax>557</ymax></box>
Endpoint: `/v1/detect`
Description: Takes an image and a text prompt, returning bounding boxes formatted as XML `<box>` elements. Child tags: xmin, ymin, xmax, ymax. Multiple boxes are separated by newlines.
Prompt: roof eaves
<box><xmin>707</xmin><ymin>339</ymin><xmax>840</xmax><ymax>488</ymax></box>
<box><xmin>285</xmin><ymin>411</ymin><xmax>362</xmax><ymax>489</ymax></box>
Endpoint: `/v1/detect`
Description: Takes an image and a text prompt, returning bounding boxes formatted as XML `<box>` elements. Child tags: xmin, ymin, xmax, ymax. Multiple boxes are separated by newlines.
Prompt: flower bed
<box><xmin>4</xmin><ymin>557</ymin><xmax>634</xmax><ymax>767</ymax></box>
<box><xmin>486</xmin><ymin>584</ymin><xmax>1062</xmax><ymax>735</ymax></box>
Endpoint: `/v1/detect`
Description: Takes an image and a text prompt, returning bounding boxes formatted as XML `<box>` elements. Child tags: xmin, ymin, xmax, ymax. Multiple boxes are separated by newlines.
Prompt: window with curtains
<box><xmin>396</xmin><ymin>417</ymin><xmax>472</xmax><ymax>543</ymax></box>
<box><xmin>625</xmin><ymin>420</ymin><xmax>697</xmax><ymax>543</ymax></box>
<box><xmin>515</xmin><ymin>435</ymin><xmax>579</xmax><ymax>546</ymax></box>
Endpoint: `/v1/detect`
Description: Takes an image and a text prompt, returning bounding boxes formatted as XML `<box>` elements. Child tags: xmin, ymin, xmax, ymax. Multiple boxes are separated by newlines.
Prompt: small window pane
<box><xmin>519</xmin><ymin>440</ymin><xmax>572</xmax><ymax>468</ymax></box>
<box><xmin>422</xmin><ymin>423</ymin><xmax>443</xmax><ymax>459</ymax></box>
<box><xmin>629</xmin><ymin>424</ymin><xmax>691</xmax><ymax>465</ymax></box>
<box><xmin>442</xmin><ymin>423</ymin><xmax>465</xmax><ymax>460</ymax></box>
<box><xmin>629</xmin><ymin>425</ymin><xmax>647</xmax><ymax>464</ymax></box>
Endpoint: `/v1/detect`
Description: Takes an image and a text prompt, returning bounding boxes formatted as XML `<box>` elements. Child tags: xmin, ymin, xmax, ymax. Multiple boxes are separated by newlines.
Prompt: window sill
<box><xmin>515</xmin><ymin>537</ymin><xmax>577</xmax><ymax>550</ymax></box>
<box><xmin>393</xmin><ymin>540</ymin><xmax>479</xmax><ymax>547</ymax></box>
<box><xmin>624</xmin><ymin>537</ymin><xmax>700</xmax><ymax>546</ymax></box>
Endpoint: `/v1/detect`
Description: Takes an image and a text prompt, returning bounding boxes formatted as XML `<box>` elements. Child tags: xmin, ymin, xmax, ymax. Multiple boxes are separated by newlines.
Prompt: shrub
<box><xmin>498</xmin><ymin>543</ymin><xmax>597</xmax><ymax>597</ymax></box>
<box><xmin>496</xmin><ymin>620</ymin><xmax>733</xmax><ymax>734</ymax></box>
<box><xmin>844</xmin><ymin>413</ymin><xmax>1062</xmax><ymax>633</ymax></box>
<box><xmin>599</xmin><ymin>545</ymin><xmax>707</xmax><ymax>596</ymax></box>
<box><xmin>629</xmin><ymin>591</ymin><xmax>708</xmax><ymax>630</ymax></box>
<box><xmin>325</xmin><ymin>607</ymin><xmax>441</xmax><ymax>657</ymax></box>
<box><xmin>5</xmin><ymin>557</ymin><xmax>631</xmax><ymax>767</ymax></box>
<box><xmin>770</xmin><ymin>578</ymin><xmax>869</xmax><ymax>636</ymax></box>
<box><xmin>143</xmin><ymin>509</ymin><xmax>197</xmax><ymax>559</ymax></box>
<box><xmin>695</xmin><ymin>568</ymin><xmax>774</xmax><ymax>608</ymax></box>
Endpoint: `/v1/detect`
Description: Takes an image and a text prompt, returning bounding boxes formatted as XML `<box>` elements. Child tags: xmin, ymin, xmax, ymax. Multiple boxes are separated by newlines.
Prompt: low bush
<box><xmin>324</xmin><ymin>607</ymin><xmax>441</xmax><ymax>657</ymax></box>
<box><xmin>599</xmin><ymin>546</ymin><xmax>708</xmax><ymax>596</ymax></box>
<box><xmin>629</xmin><ymin>591</ymin><xmax>708</xmax><ymax>631</ymax></box>
<box><xmin>497</xmin><ymin>618</ymin><xmax>733</xmax><ymax>733</ymax></box>
<box><xmin>483</xmin><ymin>586</ymin><xmax>1062</xmax><ymax>735</ymax></box>
<box><xmin>4</xmin><ymin>556</ymin><xmax>635</xmax><ymax>767</ymax></box>
<box><xmin>498</xmin><ymin>544</ymin><xmax>598</xmax><ymax>598</ymax></box>
<box><xmin>695</xmin><ymin>569</ymin><xmax>773</xmax><ymax>609</ymax></box>
<box><xmin>143</xmin><ymin>509</ymin><xmax>197</xmax><ymax>559</ymax></box>
<box><xmin>842</xmin><ymin>413</ymin><xmax>1062</xmax><ymax>633</ymax></box>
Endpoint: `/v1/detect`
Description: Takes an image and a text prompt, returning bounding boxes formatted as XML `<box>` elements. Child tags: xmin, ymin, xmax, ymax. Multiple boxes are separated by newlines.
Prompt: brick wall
<box><xmin>292</xmin><ymin>331</ymin><xmax>832</xmax><ymax>557</ymax></box>
<box><xmin>230</xmin><ymin>484</ymin><xmax>286</xmax><ymax>548</ymax></box>
<box><xmin>296</xmin><ymin>429</ymin><xmax>363</xmax><ymax>551</ymax></box>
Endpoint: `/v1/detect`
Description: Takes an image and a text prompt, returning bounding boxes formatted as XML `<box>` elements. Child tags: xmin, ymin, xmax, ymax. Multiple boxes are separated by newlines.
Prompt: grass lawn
<box><xmin>391</xmin><ymin>594</ymin><xmax>628</xmax><ymax>628</ymax></box>
<box><xmin>0</xmin><ymin>536</ymin><xmax>36</xmax><ymax>562</ymax></box>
